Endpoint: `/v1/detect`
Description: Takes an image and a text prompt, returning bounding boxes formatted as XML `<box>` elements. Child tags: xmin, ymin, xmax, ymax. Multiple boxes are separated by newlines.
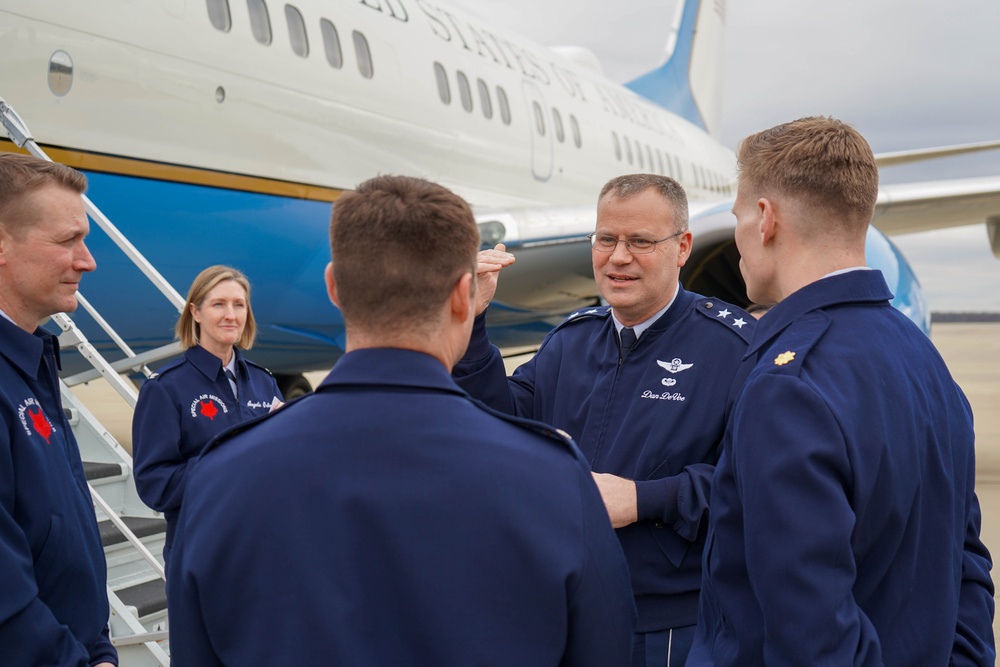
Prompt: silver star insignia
<box><xmin>732</xmin><ymin>318</ymin><xmax>747</xmax><ymax>329</ymax></box>
<box><xmin>717</xmin><ymin>309</ymin><xmax>731</xmax><ymax>318</ymax></box>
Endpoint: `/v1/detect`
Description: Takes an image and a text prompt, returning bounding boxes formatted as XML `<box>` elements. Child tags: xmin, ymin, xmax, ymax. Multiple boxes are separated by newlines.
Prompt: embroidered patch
<box><xmin>190</xmin><ymin>394</ymin><xmax>229</xmax><ymax>420</ymax></box>
<box><xmin>17</xmin><ymin>397</ymin><xmax>56</xmax><ymax>443</ymax></box>
<box><xmin>656</xmin><ymin>358</ymin><xmax>694</xmax><ymax>373</ymax></box>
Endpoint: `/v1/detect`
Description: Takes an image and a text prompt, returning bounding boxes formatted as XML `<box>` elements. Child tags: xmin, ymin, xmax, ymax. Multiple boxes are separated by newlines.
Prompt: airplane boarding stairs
<box><xmin>3</xmin><ymin>97</ymin><xmax>178</xmax><ymax>665</ymax></box>
<box><xmin>65</xmin><ymin>379</ymin><xmax>172</xmax><ymax>666</ymax></box>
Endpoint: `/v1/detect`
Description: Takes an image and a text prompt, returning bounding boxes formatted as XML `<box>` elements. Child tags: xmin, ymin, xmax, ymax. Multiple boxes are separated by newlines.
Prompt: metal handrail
<box><xmin>1</xmin><ymin>96</ymin><xmax>185</xmax><ymax>311</ymax></box>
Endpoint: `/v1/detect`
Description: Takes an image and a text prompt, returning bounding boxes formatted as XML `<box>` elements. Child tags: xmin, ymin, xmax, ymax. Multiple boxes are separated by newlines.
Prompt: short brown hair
<box><xmin>599</xmin><ymin>174</ymin><xmax>689</xmax><ymax>232</ymax></box>
<box><xmin>329</xmin><ymin>175</ymin><xmax>479</xmax><ymax>333</ymax></box>
<box><xmin>737</xmin><ymin>117</ymin><xmax>878</xmax><ymax>233</ymax></box>
<box><xmin>0</xmin><ymin>153</ymin><xmax>87</xmax><ymax>237</ymax></box>
<box><xmin>176</xmin><ymin>265</ymin><xmax>257</xmax><ymax>350</ymax></box>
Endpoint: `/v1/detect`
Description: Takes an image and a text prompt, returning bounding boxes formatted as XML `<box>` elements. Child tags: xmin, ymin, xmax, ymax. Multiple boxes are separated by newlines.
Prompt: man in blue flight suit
<box><xmin>167</xmin><ymin>174</ymin><xmax>636</xmax><ymax>665</ymax></box>
<box><xmin>457</xmin><ymin>174</ymin><xmax>755</xmax><ymax>667</ymax></box>
<box><xmin>686</xmin><ymin>117</ymin><xmax>995</xmax><ymax>666</ymax></box>
<box><xmin>0</xmin><ymin>153</ymin><xmax>117</xmax><ymax>666</ymax></box>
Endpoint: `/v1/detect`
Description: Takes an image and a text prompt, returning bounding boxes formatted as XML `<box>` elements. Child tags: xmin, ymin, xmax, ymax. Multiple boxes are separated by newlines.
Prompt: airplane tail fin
<box><xmin>625</xmin><ymin>0</ymin><xmax>726</xmax><ymax>138</ymax></box>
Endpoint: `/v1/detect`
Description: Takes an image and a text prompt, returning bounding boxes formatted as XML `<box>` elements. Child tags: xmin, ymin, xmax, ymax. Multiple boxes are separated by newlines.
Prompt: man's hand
<box><xmin>475</xmin><ymin>244</ymin><xmax>515</xmax><ymax>315</ymax></box>
<box><xmin>591</xmin><ymin>472</ymin><xmax>638</xmax><ymax>528</ymax></box>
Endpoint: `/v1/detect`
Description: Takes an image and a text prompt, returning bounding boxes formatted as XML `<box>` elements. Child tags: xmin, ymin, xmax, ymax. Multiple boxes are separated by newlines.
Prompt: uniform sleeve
<box><xmin>563</xmin><ymin>463</ymin><xmax>636</xmax><ymax>666</ymax></box>
<box><xmin>953</xmin><ymin>493</ymin><xmax>996</xmax><ymax>665</ymax></box>
<box><xmin>634</xmin><ymin>462</ymin><xmax>715</xmax><ymax>541</ymax></box>
<box><xmin>734</xmin><ymin>375</ymin><xmax>880</xmax><ymax>666</ymax></box>
<box><xmin>0</xmin><ymin>419</ymin><xmax>95</xmax><ymax>667</ymax></box>
<box><xmin>131</xmin><ymin>380</ymin><xmax>187</xmax><ymax>513</ymax></box>
<box><xmin>165</xmin><ymin>506</ymin><xmax>225</xmax><ymax>667</ymax></box>
<box><xmin>452</xmin><ymin>313</ymin><xmax>527</xmax><ymax>416</ymax></box>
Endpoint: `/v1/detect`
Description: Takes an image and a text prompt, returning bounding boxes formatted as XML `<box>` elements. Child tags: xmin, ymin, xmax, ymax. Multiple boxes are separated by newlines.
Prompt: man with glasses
<box><xmin>455</xmin><ymin>173</ymin><xmax>754</xmax><ymax>667</ymax></box>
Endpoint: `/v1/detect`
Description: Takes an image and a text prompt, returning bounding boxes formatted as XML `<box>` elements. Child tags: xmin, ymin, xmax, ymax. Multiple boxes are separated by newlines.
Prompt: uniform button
<box><xmin>704</xmin><ymin>302</ymin><xmax>713</xmax><ymax>309</ymax></box>
<box><xmin>654</xmin><ymin>521</ymin><xmax>665</xmax><ymax>528</ymax></box>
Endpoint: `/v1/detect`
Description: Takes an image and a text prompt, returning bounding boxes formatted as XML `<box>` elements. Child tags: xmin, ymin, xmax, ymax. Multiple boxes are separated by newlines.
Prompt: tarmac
<box><xmin>71</xmin><ymin>321</ymin><xmax>1000</xmax><ymax>649</ymax></box>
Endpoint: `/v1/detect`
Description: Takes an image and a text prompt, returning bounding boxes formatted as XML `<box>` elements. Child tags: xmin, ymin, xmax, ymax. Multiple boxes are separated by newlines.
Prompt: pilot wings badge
<box><xmin>656</xmin><ymin>358</ymin><xmax>693</xmax><ymax>373</ymax></box>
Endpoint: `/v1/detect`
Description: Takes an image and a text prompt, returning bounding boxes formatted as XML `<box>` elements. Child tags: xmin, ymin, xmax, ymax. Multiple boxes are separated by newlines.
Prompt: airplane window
<box><xmin>532</xmin><ymin>101</ymin><xmax>545</xmax><ymax>136</ymax></box>
<box><xmin>285</xmin><ymin>5</ymin><xmax>308</xmax><ymax>57</ymax></box>
<box><xmin>353</xmin><ymin>31</ymin><xmax>373</xmax><ymax>78</ymax></box>
<box><xmin>207</xmin><ymin>0</ymin><xmax>231</xmax><ymax>31</ymax></box>
<box><xmin>320</xmin><ymin>19</ymin><xmax>342</xmax><ymax>68</ymax></box>
<box><xmin>457</xmin><ymin>71</ymin><xmax>473</xmax><ymax>112</ymax></box>
<box><xmin>247</xmin><ymin>0</ymin><xmax>272</xmax><ymax>45</ymax></box>
<box><xmin>552</xmin><ymin>108</ymin><xmax>564</xmax><ymax>143</ymax></box>
<box><xmin>612</xmin><ymin>132</ymin><xmax>621</xmax><ymax>160</ymax></box>
<box><xmin>570</xmin><ymin>114</ymin><xmax>581</xmax><ymax>147</ymax></box>
<box><xmin>636</xmin><ymin>139</ymin><xmax>644</xmax><ymax>169</ymax></box>
<box><xmin>497</xmin><ymin>86</ymin><xmax>511</xmax><ymax>125</ymax></box>
<box><xmin>624</xmin><ymin>136</ymin><xmax>633</xmax><ymax>164</ymax></box>
<box><xmin>477</xmin><ymin>79</ymin><xmax>492</xmax><ymax>119</ymax></box>
<box><xmin>433</xmin><ymin>62</ymin><xmax>450</xmax><ymax>104</ymax></box>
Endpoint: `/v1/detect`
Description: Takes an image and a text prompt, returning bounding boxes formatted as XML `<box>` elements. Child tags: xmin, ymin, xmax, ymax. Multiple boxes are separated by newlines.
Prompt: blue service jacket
<box><xmin>167</xmin><ymin>348</ymin><xmax>636</xmax><ymax>666</ymax></box>
<box><xmin>687</xmin><ymin>270</ymin><xmax>996</xmax><ymax>667</ymax></box>
<box><xmin>454</xmin><ymin>286</ymin><xmax>754</xmax><ymax>630</ymax></box>
<box><xmin>132</xmin><ymin>345</ymin><xmax>281</xmax><ymax>551</ymax></box>
<box><xmin>0</xmin><ymin>317</ymin><xmax>117</xmax><ymax>666</ymax></box>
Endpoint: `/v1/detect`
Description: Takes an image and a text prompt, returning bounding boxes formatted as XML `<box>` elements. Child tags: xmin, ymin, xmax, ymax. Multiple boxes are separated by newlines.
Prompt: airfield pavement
<box><xmin>72</xmin><ymin>321</ymin><xmax>1000</xmax><ymax>649</ymax></box>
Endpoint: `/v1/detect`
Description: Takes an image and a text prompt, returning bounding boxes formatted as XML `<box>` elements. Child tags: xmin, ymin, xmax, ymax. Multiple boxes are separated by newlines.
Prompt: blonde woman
<box><xmin>132</xmin><ymin>265</ymin><xmax>282</xmax><ymax>565</ymax></box>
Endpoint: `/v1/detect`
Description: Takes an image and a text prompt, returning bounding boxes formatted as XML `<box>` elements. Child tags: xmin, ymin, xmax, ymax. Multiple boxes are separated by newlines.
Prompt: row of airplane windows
<box><xmin>434</xmin><ymin>63</ymin><xmax>583</xmax><ymax>149</ymax></box>
<box><xmin>207</xmin><ymin>0</ymin><xmax>375</xmax><ymax>78</ymax></box>
<box><xmin>204</xmin><ymin>1</ymin><xmax>728</xmax><ymax>193</ymax></box>
<box><xmin>611</xmin><ymin>132</ymin><xmax>733</xmax><ymax>194</ymax></box>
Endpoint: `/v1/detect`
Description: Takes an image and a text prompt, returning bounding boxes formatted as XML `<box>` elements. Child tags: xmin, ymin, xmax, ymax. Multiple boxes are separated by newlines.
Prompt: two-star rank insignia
<box><xmin>774</xmin><ymin>351</ymin><xmax>796</xmax><ymax>366</ymax></box>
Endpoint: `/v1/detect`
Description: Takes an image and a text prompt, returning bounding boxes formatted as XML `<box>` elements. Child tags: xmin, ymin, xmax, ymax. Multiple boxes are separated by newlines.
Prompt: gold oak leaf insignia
<box><xmin>774</xmin><ymin>351</ymin><xmax>796</xmax><ymax>366</ymax></box>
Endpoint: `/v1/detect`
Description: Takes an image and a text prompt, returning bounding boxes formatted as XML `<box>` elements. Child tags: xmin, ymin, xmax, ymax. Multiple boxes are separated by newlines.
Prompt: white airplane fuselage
<box><xmin>0</xmin><ymin>0</ymin><xmax>927</xmax><ymax>380</ymax></box>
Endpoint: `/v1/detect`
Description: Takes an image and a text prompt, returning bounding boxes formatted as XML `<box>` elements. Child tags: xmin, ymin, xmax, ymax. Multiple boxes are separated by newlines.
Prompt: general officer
<box><xmin>686</xmin><ymin>117</ymin><xmax>995</xmax><ymax>666</ymax></box>
<box><xmin>457</xmin><ymin>173</ymin><xmax>754</xmax><ymax>666</ymax></box>
<box><xmin>132</xmin><ymin>265</ymin><xmax>282</xmax><ymax>566</ymax></box>
<box><xmin>166</xmin><ymin>174</ymin><xmax>636</xmax><ymax>665</ymax></box>
<box><xmin>0</xmin><ymin>153</ymin><xmax>117</xmax><ymax>666</ymax></box>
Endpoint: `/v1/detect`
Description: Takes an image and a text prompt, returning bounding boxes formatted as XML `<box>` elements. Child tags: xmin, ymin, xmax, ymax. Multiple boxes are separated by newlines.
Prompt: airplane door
<box><xmin>521</xmin><ymin>80</ymin><xmax>554</xmax><ymax>182</ymax></box>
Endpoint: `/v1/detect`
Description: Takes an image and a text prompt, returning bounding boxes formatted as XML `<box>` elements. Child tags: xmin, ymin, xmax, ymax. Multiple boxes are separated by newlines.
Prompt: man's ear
<box><xmin>675</xmin><ymin>230</ymin><xmax>694</xmax><ymax>268</ymax></box>
<box><xmin>324</xmin><ymin>262</ymin><xmax>340</xmax><ymax>307</ymax></box>
<box><xmin>0</xmin><ymin>228</ymin><xmax>9</xmax><ymax>267</ymax></box>
<box><xmin>758</xmin><ymin>198</ymin><xmax>777</xmax><ymax>247</ymax></box>
<box><xmin>450</xmin><ymin>272</ymin><xmax>474</xmax><ymax>322</ymax></box>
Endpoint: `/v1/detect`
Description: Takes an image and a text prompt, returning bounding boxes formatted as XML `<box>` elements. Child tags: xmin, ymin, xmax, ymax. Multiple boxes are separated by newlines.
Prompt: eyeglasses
<box><xmin>587</xmin><ymin>230</ymin><xmax>685</xmax><ymax>254</ymax></box>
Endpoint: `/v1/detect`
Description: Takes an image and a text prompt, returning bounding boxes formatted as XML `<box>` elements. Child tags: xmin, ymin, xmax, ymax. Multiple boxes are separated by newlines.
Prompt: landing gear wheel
<box><xmin>275</xmin><ymin>373</ymin><xmax>313</xmax><ymax>399</ymax></box>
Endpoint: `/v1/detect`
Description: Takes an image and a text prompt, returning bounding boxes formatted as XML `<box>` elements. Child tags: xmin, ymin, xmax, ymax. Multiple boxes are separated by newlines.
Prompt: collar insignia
<box><xmin>774</xmin><ymin>351</ymin><xmax>796</xmax><ymax>366</ymax></box>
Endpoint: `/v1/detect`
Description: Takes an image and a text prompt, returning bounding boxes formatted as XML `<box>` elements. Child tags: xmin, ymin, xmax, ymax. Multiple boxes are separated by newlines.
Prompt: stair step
<box><xmin>116</xmin><ymin>578</ymin><xmax>168</xmax><ymax>619</ymax></box>
<box><xmin>83</xmin><ymin>461</ymin><xmax>127</xmax><ymax>481</ymax></box>
<box><xmin>99</xmin><ymin>516</ymin><xmax>166</xmax><ymax>548</ymax></box>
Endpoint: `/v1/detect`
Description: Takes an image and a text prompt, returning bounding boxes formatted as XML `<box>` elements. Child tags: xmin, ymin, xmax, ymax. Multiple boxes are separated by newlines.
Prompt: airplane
<box><xmin>2</xmin><ymin>0</ymin><xmax>999</xmax><ymax>399</ymax></box>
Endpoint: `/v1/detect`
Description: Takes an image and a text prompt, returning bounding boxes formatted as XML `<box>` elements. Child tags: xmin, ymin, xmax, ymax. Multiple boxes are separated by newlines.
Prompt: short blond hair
<box><xmin>737</xmin><ymin>116</ymin><xmax>878</xmax><ymax>234</ymax></box>
<box><xmin>176</xmin><ymin>265</ymin><xmax>257</xmax><ymax>350</ymax></box>
<box><xmin>0</xmin><ymin>153</ymin><xmax>87</xmax><ymax>238</ymax></box>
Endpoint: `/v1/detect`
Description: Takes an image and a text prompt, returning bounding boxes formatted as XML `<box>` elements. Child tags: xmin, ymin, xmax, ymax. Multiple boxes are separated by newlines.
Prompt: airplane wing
<box><xmin>872</xmin><ymin>176</ymin><xmax>1000</xmax><ymax>257</ymax></box>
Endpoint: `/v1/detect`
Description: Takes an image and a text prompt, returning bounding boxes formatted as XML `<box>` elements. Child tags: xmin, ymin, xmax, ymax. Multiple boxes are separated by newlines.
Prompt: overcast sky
<box><xmin>449</xmin><ymin>0</ymin><xmax>1000</xmax><ymax>312</ymax></box>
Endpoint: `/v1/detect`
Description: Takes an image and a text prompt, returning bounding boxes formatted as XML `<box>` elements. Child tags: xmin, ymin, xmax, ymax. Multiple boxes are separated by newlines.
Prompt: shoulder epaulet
<box><xmin>551</xmin><ymin>305</ymin><xmax>612</xmax><ymax>333</ymax></box>
<box><xmin>146</xmin><ymin>357</ymin><xmax>186</xmax><ymax>381</ymax></box>
<box><xmin>692</xmin><ymin>298</ymin><xmax>755</xmax><ymax>343</ymax></box>
<box><xmin>761</xmin><ymin>310</ymin><xmax>831</xmax><ymax>376</ymax></box>
<box><xmin>467</xmin><ymin>396</ymin><xmax>578</xmax><ymax>452</ymax></box>
<box><xmin>244</xmin><ymin>359</ymin><xmax>275</xmax><ymax>377</ymax></box>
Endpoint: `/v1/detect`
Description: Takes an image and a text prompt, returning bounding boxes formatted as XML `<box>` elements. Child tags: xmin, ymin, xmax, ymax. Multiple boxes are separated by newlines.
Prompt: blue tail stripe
<box><xmin>624</xmin><ymin>0</ymin><xmax>704</xmax><ymax>131</ymax></box>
